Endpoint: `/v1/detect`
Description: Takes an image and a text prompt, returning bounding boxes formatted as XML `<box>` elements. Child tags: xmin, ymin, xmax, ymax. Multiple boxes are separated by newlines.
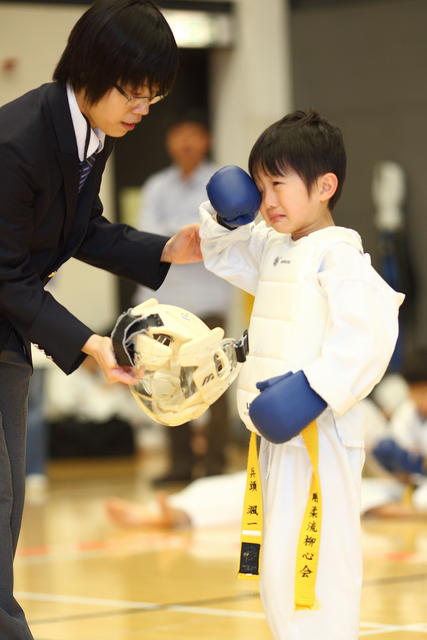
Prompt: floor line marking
<box><xmin>17</xmin><ymin>590</ymin><xmax>427</xmax><ymax>633</ymax></box>
<box><xmin>16</xmin><ymin>538</ymin><xmax>188</xmax><ymax>565</ymax></box>
<box><xmin>17</xmin><ymin>592</ymin><xmax>158</xmax><ymax>610</ymax></box>
<box><xmin>359</xmin><ymin>622</ymin><xmax>427</xmax><ymax>636</ymax></box>
<box><xmin>364</xmin><ymin>573</ymin><xmax>427</xmax><ymax>587</ymax></box>
<box><xmin>19</xmin><ymin>590</ymin><xmax>265</xmax><ymax>622</ymax></box>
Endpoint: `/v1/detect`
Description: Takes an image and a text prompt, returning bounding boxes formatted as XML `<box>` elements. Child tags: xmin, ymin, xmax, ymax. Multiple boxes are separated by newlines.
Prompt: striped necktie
<box><xmin>78</xmin><ymin>153</ymin><xmax>96</xmax><ymax>193</ymax></box>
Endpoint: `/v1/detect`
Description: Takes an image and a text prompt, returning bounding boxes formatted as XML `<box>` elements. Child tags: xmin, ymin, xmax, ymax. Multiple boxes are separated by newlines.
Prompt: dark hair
<box><xmin>401</xmin><ymin>350</ymin><xmax>427</xmax><ymax>384</ymax></box>
<box><xmin>53</xmin><ymin>0</ymin><xmax>178</xmax><ymax>104</ymax></box>
<box><xmin>248</xmin><ymin>110</ymin><xmax>346</xmax><ymax>210</ymax></box>
<box><xmin>166</xmin><ymin>108</ymin><xmax>210</xmax><ymax>133</ymax></box>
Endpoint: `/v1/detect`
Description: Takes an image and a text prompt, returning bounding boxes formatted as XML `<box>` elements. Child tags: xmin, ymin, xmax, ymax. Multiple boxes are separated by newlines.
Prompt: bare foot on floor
<box><xmin>364</xmin><ymin>502</ymin><xmax>427</xmax><ymax>519</ymax></box>
<box><xmin>105</xmin><ymin>495</ymin><xmax>191</xmax><ymax>528</ymax></box>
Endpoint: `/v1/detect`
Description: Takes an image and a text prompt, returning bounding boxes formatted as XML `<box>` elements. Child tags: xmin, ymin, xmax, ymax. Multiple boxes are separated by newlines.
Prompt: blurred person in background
<box><xmin>25</xmin><ymin>280</ymin><xmax>57</xmax><ymax>505</ymax></box>
<box><xmin>371</xmin><ymin>348</ymin><xmax>427</xmax><ymax>515</ymax></box>
<box><xmin>106</xmin><ymin>397</ymin><xmax>427</xmax><ymax>531</ymax></box>
<box><xmin>24</xmin><ymin>347</ymin><xmax>52</xmax><ymax>505</ymax></box>
<box><xmin>134</xmin><ymin>112</ymin><xmax>233</xmax><ymax>484</ymax></box>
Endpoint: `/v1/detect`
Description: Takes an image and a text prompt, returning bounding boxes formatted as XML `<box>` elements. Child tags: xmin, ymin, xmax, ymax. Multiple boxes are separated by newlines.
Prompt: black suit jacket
<box><xmin>0</xmin><ymin>83</ymin><xmax>170</xmax><ymax>373</ymax></box>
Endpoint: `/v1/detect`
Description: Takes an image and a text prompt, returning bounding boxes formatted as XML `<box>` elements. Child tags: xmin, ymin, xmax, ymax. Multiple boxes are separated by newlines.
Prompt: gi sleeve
<box><xmin>199</xmin><ymin>200</ymin><xmax>269</xmax><ymax>296</ymax></box>
<box><xmin>389</xmin><ymin>401</ymin><xmax>420</xmax><ymax>451</ymax></box>
<box><xmin>304</xmin><ymin>243</ymin><xmax>405</xmax><ymax>416</ymax></box>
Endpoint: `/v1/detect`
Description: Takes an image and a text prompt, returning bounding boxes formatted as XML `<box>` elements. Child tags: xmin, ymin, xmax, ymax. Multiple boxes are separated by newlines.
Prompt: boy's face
<box><xmin>78</xmin><ymin>83</ymin><xmax>158</xmax><ymax>137</ymax></box>
<box><xmin>253</xmin><ymin>169</ymin><xmax>336</xmax><ymax>240</ymax></box>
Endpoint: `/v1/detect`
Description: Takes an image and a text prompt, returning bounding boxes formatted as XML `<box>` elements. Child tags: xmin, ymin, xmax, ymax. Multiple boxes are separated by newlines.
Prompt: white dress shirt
<box><xmin>134</xmin><ymin>161</ymin><xmax>232</xmax><ymax>317</ymax></box>
<box><xmin>66</xmin><ymin>84</ymin><xmax>105</xmax><ymax>160</ymax></box>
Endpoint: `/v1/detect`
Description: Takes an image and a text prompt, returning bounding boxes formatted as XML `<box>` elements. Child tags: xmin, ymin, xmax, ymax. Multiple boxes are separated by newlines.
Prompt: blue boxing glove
<box><xmin>372</xmin><ymin>438</ymin><xmax>426</xmax><ymax>475</ymax></box>
<box><xmin>206</xmin><ymin>165</ymin><xmax>261</xmax><ymax>228</ymax></box>
<box><xmin>249</xmin><ymin>370</ymin><xmax>327</xmax><ymax>444</ymax></box>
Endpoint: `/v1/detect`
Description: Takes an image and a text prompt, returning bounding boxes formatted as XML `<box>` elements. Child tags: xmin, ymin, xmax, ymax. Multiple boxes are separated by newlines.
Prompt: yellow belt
<box><xmin>239</xmin><ymin>421</ymin><xmax>322</xmax><ymax>609</ymax></box>
<box><xmin>238</xmin><ymin>430</ymin><xmax>263</xmax><ymax>580</ymax></box>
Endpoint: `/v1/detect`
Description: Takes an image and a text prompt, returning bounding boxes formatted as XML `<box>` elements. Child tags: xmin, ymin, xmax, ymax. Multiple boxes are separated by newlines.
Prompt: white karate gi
<box><xmin>199</xmin><ymin>203</ymin><xmax>404</xmax><ymax>640</ymax></box>
<box><xmin>387</xmin><ymin>400</ymin><xmax>427</xmax><ymax>509</ymax></box>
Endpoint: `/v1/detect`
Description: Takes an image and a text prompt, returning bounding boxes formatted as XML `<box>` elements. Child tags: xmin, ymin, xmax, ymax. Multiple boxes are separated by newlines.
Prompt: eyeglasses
<box><xmin>114</xmin><ymin>83</ymin><xmax>164</xmax><ymax>109</ymax></box>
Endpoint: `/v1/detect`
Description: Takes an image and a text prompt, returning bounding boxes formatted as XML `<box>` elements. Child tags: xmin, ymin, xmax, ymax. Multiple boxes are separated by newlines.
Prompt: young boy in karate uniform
<box><xmin>199</xmin><ymin>110</ymin><xmax>404</xmax><ymax>640</ymax></box>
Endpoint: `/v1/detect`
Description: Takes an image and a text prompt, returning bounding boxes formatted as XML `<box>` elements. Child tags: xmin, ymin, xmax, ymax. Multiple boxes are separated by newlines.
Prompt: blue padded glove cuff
<box><xmin>216</xmin><ymin>214</ymin><xmax>238</xmax><ymax>230</ymax></box>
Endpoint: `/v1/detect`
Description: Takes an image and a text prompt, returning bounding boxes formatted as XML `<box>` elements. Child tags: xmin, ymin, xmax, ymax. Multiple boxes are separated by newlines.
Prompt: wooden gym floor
<box><xmin>16</xmin><ymin>453</ymin><xmax>427</xmax><ymax>640</ymax></box>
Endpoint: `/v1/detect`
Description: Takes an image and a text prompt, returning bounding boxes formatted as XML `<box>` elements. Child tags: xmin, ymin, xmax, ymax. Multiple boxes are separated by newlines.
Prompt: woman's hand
<box><xmin>161</xmin><ymin>223</ymin><xmax>202</xmax><ymax>264</ymax></box>
<box><xmin>81</xmin><ymin>334</ymin><xmax>143</xmax><ymax>385</ymax></box>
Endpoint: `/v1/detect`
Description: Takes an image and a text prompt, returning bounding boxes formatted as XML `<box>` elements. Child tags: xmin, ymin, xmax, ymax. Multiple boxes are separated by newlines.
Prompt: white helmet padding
<box><xmin>111</xmin><ymin>298</ymin><xmax>248</xmax><ymax>426</ymax></box>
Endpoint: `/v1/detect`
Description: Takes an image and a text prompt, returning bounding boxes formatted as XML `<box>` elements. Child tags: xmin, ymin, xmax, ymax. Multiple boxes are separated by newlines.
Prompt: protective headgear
<box><xmin>111</xmin><ymin>298</ymin><xmax>248</xmax><ymax>427</ymax></box>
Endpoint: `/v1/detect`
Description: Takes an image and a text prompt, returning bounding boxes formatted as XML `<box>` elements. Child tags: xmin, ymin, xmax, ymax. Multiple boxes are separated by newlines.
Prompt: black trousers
<box><xmin>0</xmin><ymin>332</ymin><xmax>33</xmax><ymax>640</ymax></box>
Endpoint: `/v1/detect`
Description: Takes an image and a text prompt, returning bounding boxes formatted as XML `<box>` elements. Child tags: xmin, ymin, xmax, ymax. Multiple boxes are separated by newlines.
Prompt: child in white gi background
<box><xmin>199</xmin><ymin>110</ymin><xmax>404</xmax><ymax>640</ymax></box>
<box><xmin>372</xmin><ymin>349</ymin><xmax>427</xmax><ymax>513</ymax></box>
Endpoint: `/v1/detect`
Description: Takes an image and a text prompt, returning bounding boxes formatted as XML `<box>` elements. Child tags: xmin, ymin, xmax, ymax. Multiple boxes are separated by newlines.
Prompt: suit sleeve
<box><xmin>74</xmin><ymin>198</ymin><xmax>171</xmax><ymax>289</ymax></box>
<box><xmin>0</xmin><ymin>143</ymin><xmax>93</xmax><ymax>373</ymax></box>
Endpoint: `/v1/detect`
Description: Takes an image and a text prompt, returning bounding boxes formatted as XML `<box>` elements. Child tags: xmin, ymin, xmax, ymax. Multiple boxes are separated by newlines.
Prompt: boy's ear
<box><xmin>318</xmin><ymin>172</ymin><xmax>338</xmax><ymax>202</ymax></box>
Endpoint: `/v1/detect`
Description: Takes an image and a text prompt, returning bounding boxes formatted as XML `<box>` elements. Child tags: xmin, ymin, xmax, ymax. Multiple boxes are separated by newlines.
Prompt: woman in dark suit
<box><xmin>0</xmin><ymin>1</ymin><xmax>200</xmax><ymax>637</ymax></box>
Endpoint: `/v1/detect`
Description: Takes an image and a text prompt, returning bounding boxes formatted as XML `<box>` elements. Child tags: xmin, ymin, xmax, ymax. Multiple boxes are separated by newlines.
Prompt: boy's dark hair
<box><xmin>248</xmin><ymin>110</ymin><xmax>346</xmax><ymax>210</ymax></box>
<box><xmin>401</xmin><ymin>350</ymin><xmax>427</xmax><ymax>385</ymax></box>
<box><xmin>54</xmin><ymin>0</ymin><xmax>178</xmax><ymax>105</ymax></box>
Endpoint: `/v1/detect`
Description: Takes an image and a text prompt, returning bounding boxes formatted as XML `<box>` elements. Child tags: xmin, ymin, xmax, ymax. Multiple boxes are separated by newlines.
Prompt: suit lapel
<box><xmin>60</xmin><ymin>138</ymin><xmax>114</xmax><ymax>260</ymax></box>
<box><xmin>44</xmin><ymin>84</ymin><xmax>114</xmax><ymax>255</ymax></box>
<box><xmin>57</xmin><ymin>153</ymin><xmax>79</xmax><ymax>241</ymax></box>
<box><xmin>73</xmin><ymin>144</ymin><xmax>108</xmax><ymax>226</ymax></box>
<box><xmin>46</xmin><ymin>84</ymin><xmax>79</xmax><ymax>242</ymax></box>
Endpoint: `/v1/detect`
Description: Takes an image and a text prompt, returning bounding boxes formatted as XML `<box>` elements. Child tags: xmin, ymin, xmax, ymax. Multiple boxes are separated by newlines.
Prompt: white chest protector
<box><xmin>237</xmin><ymin>227</ymin><xmax>363</xmax><ymax>433</ymax></box>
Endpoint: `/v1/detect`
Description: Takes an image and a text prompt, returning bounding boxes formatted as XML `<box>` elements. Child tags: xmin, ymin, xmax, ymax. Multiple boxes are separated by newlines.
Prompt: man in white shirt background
<box><xmin>134</xmin><ymin>112</ymin><xmax>233</xmax><ymax>484</ymax></box>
